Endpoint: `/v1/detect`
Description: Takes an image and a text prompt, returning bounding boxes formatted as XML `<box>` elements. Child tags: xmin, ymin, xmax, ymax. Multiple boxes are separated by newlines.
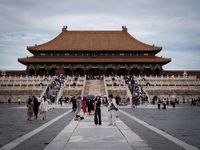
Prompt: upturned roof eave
<box><xmin>26</xmin><ymin>29</ymin><xmax>162</xmax><ymax>52</ymax></box>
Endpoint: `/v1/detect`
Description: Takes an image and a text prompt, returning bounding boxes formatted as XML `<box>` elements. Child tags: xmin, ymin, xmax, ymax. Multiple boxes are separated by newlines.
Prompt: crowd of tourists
<box><xmin>122</xmin><ymin>75</ymin><xmax>200</xmax><ymax>109</ymax></box>
<box><xmin>70</xmin><ymin>94</ymin><xmax>119</xmax><ymax>126</ymax></box>
<box><xmin>86</xmin><ymin>75</ymin><xmax>103</xmax><ymax>80</ymax></box>
<box><xmin>151</xmin><ymin>96</ymin><xmax>200</xmax><ymax>109</ymax></box>
<box><xmin>26</xmin><ymin>75</ymin><xmax>66</xmax><ymax>121</ymax></box>
<box><xmin>44</xmin><ymin>75</ymin><xmax>65</xmax><ymax>107</ymax></box>
<box><xmin>151</xmin><ymin>96</ymin><xmax>175</xmax><ymax>109</ymax></box>
<box><xmin>123</xmin><ymin>76</ymin><xmax>148</xmax><ymax>107</ymax></box>
<box><xmin>191</xmin><ymin>97</ymin><xmax>200</xmax><ymax>106</ymax></box>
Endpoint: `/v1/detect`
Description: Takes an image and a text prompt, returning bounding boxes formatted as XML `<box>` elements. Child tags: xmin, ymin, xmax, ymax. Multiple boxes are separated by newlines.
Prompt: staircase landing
<box><xmin>84</xmin><ymin>80</ymin><xmax>106</xmax><ymax>96</ymax></box>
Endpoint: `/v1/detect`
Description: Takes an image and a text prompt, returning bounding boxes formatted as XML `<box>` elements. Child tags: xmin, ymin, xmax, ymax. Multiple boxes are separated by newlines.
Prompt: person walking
<box><xmin>59</xmin><ymin>96</ymin><xmax>63</xmax><ymax>106</ymax></box>
<box><xmin>90</xmin><ymin>98</ymin><xmax>95</xmax><ymax>114</ymax></box>
<box><xmin>94</xmin><ymin>96</ymin><xmax>101</xmax><ymax>125</ymax></box>
<box><xmin>33</xmin><ymin>96</ymin><xmax>40</xmax><ymax>119</ymax></box>
<box><xmin>107</xmin><ymin>94</ymin><xmax>118</xmax><ymax>126</ymax></box>
<box><xmin>27</xmin><ymin>97</ymin><xmax>34</xmax><ymax>121</ymax></box>
<box><xmin>8</xmin><ymin>97</ymin><xmax>11</xmax><ymax>104</ymax></box>
<box><xmin>162</xmin><ymin>98</ymin><xmax>166</xmax><ymax>109</ymax></box>
<box><xmin>71</xmin><ymin>96</ymin><xmax>77</xmax><ymax>112</ymax></box>
<box><xmin>157</xmin><ymin>98</ymin><xmax>161</xmax><ymax>109</ymax></box>
<box><xmin>40</xmin><ymin>97</ymin><xmax>49</xmax><ymax>120</ymax></box>
<box><xmin>76</xmin><ymin>96</ymin><xmax>82</xmax><ymax>112</ymax></box>
<box><xmin>17</xmin><ymin>97</ymin><xmax>21</xmax><ymax>105</ymax></box>
<box><xmin>81</xmin><ymin>97</ymin><xmax>87</xmax><ymax>115</ymax></box>
<box><xmin>131</xmin><ymin>97</ymin><xmax>136</xmax><ymax>109</ymax></box>
<box><xmin>87</xmin><ymin>99</ymin><xmax>92</xmax><ymax>115</ymax></box>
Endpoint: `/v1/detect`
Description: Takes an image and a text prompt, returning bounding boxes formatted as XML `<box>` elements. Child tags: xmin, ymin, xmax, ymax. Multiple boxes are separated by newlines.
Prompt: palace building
<box><xmin>18</xmin><ymin>26</ymin><xmax>171</xmax><ymax>76</ymax></box>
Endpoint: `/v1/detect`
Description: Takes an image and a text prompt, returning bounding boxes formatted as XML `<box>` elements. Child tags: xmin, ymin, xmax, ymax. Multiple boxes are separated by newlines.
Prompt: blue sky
<box><xmin>0</xmin><ymin>0</ymin><xmax>199</xmax><ymax>70</ymax></box>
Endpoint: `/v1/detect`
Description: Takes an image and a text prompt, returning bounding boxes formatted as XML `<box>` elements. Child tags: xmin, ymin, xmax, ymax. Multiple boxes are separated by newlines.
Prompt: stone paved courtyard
<box><xmin>0</xmin><ymin>103</ymin><xmax>199</xmax><ymax>150</ymax></box>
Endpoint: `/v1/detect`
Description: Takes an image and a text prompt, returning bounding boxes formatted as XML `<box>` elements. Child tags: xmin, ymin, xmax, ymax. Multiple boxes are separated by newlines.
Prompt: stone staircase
<box><xmin>100</xmin><ymin>80</ymin><xmax>107</xmax><ymax>96</ymax></box>
<box><xmin>84</xmin><ymin>80</ymin><xmax>106</xmax><ymax>96</ymax></box>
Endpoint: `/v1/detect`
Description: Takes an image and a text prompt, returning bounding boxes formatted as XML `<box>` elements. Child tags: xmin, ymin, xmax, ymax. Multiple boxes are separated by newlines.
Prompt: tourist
<box><xmin>94</xmin><ymin>96</ymin><xmax>101</xmax><ymax>125</ymax></box>
<box><xmin>107</xmin><ymin>94</ymin><xmax>118</xmax><ymax>126</ymax></box>
<box><xmin>81</xmin><ymin>97</ymin><xmax>87</xmax><ymax>115</ymax></box>
<box><xmin>40</xmin><ymin>97</ymin><xmax>49</xmax><ymax>120</ymax></box>
<box><xmin>71</xmin><ymin>96</ymin><xmax>77</xmax><ymax>112</ymax></box>
<box><xmin>59</xmin><ymin>96</ymin><xmax>63</xmax><ymax>106</ymax></box>
<box><xmin>115</xmin><ymin>95</ymin><xmax>121</xmax><ymax>105</ymax></box>
<box><xmin>27</xmin><ymin>97</ymin><xmax>33</xmax><ymax>121</ymax></box>
<box><xmin>33</xmin><ymin>96</ymin><xmax>40</xmax><ymax>119</ymax></box>
<box><xmin>191</xmin><ymin>98</ymin><xmax>197</xmax><ymax>106</ymax></box>
<box><xmin>90</xmin><ymin>98</ymin><xmax>95</xmax><ymax>113</ymax></box>
<box><xmin>162</xmin><ymin>98</ymin><xmax>166</xmax><ymax>109</ymax></box>
<box><xmin>166</xmin><ymin>97</ymin><xmax>169</xmax><ymax>105</ymax></box>
<box><xmin>157</xmin><ymin>98</ymin><xmax>161</xmax><ymax>109</ymax></box>
<box><xmin>8</xmin><ymin>97</ymin><xmax>11</xmax><ymax>104</ymax></box>
<box><xmin>131</xmin><ymin>97</ymin><xmax>136</xmax><ymax>109</ymax></box>
<box><xmin>172</xmin><ymin>99</ymin><xmax>176</xmax><ymax>108</ymax></box>
<box><xmin>144</xmin><ymin>93</ymin><xmax>149</xmax><ymax>106</ymax></box>
<box><xmin>65</xmin><ymin>96</ymin><xmax>69</xmax><ymax>103</ymax></box>
<box><xmin>76</xmin><ymin>96</ymin><xmax>81</xmax><ymax>112</ymax></box>
<box><xmin>182</xmin><ymin>96</ymin><xmax>185</xmax><ymax>104</ymax></box>
<box><xmin>17</xmin><ymin>97</ymin><xmax>21</xmax><ymax>105</ymax></box>
<box><xmin>152</xmin><ymin>96</ymin><xmax>157</xmax><ymax>105</ymax></box>
<box><xmin>87</xmin><ymin>98</ymin><xmax>91</xmax><ymax>115</ymax></box>
<box><xmin>50</xmin><ymin>95</ymin><xmax>55</xmax><ymax>109</ymax></box>
<box><xmin>197</xmin><ymin>97</ymin><xmax>200</xmax><ymax>106</ymax></box>
<box><xmin>37</xmin><ymin>96</ymin><xmax>41</xmax><ymax>105</ymax></box>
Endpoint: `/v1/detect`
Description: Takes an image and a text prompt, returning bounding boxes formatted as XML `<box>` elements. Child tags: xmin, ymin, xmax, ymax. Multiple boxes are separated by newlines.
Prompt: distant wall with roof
<box><xmin>0</xmin><ymin>70</ymin><xmax>26</xmax><ymax>77</ymax></box>
<box><xmin>164</xmin><ymin>70</ymin><xmax>200</xmax><ymax>79</ymax></box>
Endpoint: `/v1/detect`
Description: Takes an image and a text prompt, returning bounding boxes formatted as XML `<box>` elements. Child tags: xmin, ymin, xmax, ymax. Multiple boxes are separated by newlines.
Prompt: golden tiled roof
<box><xmin>27</xmin><ymin>27</ymin><xmax>161</xmax><ymax>52</ymax></box>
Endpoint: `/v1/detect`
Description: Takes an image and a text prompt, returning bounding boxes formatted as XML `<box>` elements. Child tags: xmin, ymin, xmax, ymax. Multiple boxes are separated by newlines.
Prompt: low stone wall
<box><xmin>0</xmin><ymin>90</ymin><xmax>43</xmax><ymax>103</ymax></box>
<box><xmin>62</xmin><ymin>89</ymin><xmax>81</xmax><ymax>97</ymax></box>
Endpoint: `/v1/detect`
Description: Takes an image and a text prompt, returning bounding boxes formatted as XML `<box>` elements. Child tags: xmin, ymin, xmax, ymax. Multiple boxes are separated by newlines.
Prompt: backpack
<box><xmin>116</xmin><ymin>98</ymin><xmax>120</xmax><ymax>105</ymax></box>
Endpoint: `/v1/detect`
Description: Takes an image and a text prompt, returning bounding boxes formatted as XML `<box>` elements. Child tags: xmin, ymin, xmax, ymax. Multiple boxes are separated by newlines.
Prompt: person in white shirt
<box><xmin>17</xmin><ymin>97</ymin><xmax>21</xmax><ymax>105</ymax></box>
<box><xmin>107</xmin><ymin>94</ymin><xmax>118</xmax><ymax>126</ymax></box>
<box><xmin>40</xmin><ymin>97</ymin><xmax>49</xmax><ymax>120</ymax></box>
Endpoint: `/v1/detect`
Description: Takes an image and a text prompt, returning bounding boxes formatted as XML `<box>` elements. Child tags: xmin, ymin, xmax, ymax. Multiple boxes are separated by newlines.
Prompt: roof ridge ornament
<box><xmin>122</xmin><ymin>26</ymin><xmax>127</xmax><ymax>32</ymax></box>
<box><xmin>62</xmin><ymin>26</ymin><xmax>68</xmax><ymax>32</ymax></box>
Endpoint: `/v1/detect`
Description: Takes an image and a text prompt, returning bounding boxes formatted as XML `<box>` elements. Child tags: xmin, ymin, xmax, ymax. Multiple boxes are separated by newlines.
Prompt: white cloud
<box><xmin>160</xmin><ymin>49</ymin><xmax>200</xmax><ymax>70</ymax></box>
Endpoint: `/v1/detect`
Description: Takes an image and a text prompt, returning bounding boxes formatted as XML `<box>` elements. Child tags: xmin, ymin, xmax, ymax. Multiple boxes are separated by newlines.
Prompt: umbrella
<box><xmin>86</xmin><ymin>94</ymin><xmax>95</xmax><ymax>100</ymax></box>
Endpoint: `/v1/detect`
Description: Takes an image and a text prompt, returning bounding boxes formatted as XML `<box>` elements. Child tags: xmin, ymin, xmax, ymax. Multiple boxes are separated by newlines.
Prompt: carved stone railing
<box><xmin>81</xmin><ymin>75</ymin><xmax>87</xmax><ymax>98</ymax></box>
<box><xmin>40</xmin><ymin>76</ymin><xmax>55</xmax><ymax>99</ymax></box>
<box><xmin>103</xmin><ymin>75</ymin><xmax>108</xmax><ymax>96</ymax></box>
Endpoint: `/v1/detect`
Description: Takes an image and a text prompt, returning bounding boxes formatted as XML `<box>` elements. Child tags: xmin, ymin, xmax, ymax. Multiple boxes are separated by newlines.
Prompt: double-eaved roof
<box><xmin>19</xmin><ymin>26</ymin><xmax>171</xmax><ymax>65</ymax></box>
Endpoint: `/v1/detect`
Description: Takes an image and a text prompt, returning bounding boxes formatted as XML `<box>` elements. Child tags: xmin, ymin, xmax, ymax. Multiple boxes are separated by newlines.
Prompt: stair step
<box><xmin>84</xmin><ymin>80</ymin><xmax>106</xmax><ymax>96</ymax></box>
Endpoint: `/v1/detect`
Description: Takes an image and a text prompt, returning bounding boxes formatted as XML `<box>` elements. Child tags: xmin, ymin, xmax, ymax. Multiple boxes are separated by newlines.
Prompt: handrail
<box><xmin>40</xmin><ymin>76</ymin><xmax>55</xmax><ymax>99</ymax></box>
<box><xmin>81</xmin><ymin>75</ymin><xmax>86</xmax><ymax>99</ymax></box>
<box><xmin>125</xmin><ymin>85</ymin><xmax>132</xmax><ymax>100</ymax></box>
<box><xmin>56</xmin><ymin>75</ymin><xmax>70</xmax><ymax>103</ymax></box>
<box><xmin>103</xmin><ymin>75</ymin><xmax>108</xmax><ymax>96</ymax></box>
